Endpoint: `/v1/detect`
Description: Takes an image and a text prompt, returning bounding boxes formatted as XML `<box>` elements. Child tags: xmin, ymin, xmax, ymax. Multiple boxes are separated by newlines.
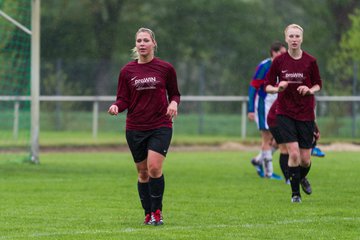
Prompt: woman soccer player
<box><xmin>248</xmin><ymin>41</ymin><xmax>286</xmax><ymax>178</ymax></box>
<box><xmin>265</xmin><ymin>24</ymin><xmax>322</xmax><ymax>203</ymax></box>
<box><xmin>108</xmin><ymin>27</ymin><xmax>181</xmax><ymax>224</ymax></box>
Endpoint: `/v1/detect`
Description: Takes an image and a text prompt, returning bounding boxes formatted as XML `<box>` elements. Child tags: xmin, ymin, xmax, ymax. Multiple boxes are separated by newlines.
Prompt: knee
<box><xmin>138</xmin><ymin>169</ymin><xmax>149</xmax><ymax>182</ymax></box>
<box><xmin>301</xmin><ymin>157</ymin><xmax>311</xmax><ymax>167</ymax></box>
<box><xmin>148</xmin><ymin>164</ymin><xmax>162</xmax><ymax>178</ymax></box>
<box><xmin>288</xmin><ymin>150</ymin><xmax>300</xmax><ymax>162</ymax></box>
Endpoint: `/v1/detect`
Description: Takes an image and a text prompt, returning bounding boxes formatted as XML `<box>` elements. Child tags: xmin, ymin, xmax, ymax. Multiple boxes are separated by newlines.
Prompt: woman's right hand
<box><xmin>278</xmin><ymin>81</ymin><xmax>288</xmax><ymax>92</ymax></box>
<box><xmin>247</xmin><ymin>112</ymin><xmax>255</xmax><ymax>121</ymax></box>
<box><xmin>108</xmin><ymin>105</ymin><xmax>119</xmax><ymax>115</ymax></box>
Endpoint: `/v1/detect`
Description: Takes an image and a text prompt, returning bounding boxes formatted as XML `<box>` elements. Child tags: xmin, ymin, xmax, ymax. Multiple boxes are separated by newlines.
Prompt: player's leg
<box><xmin>251</xmin><ymin>94</ymin><xmax>267</xmax><ymax>176</ymax></box>
<box><xmin>147</xmin><ymin>127</ymin><xmax>172</xmax><ymax>226</ymax></box>
<box><xmin>277</xmin><ymin>115</ymin><xmax>302</xmax><ymax>202</ymax></box>
<box><xmin>298</xmin><ymin>120</ymin><xmax>315</xmax><ymax>195</ymax></box>
<box><xmin>136</xmin><ymin>160</ymin><xmax>152</xmax><ymax>224</ymax></box>
<box><xmin>299</xmin><ymin>148</ymin><xmax>312</xmax><ymax>195</ymax></box>
<box><xmin>271</xmin><ymin>138</ymin><xmax>279</xmax><ymax>155</ymax></box>
<box><xmin>261</xmin><ymin>130</ymin><xmax>273</xmax><ymax>178</ymax></box>
<box><xmin>269</xmin><ymin>126</ymin><xmax>288</xmax><ymax>182</ymax></box>
<box><xmin>262</xmin><ymin>93</ymin><xmax>277</xmax><ymax>178</ymax></box>
<box><xmin>252</xmin><ymin>94</ymin><xmax>264</xmax><ymax>166</ymax></box>
<box><xmin>126</xmin><ymin>130</ymin><xmax>152</xmax><ymax>224</ymax></box>
<box><xmin>286</xmin><ymin>141</ymin><xmax>302</xmax><ymax>202</ymax></box>
<box><xmin>147</xmin><ymin>150</ymin><xmax>165</xmax><ymax>225</ymax></box>
<box><xmin>278</xmin><ymin>144</ymin><xmax>289</xmax><ymax>184</ymax></box>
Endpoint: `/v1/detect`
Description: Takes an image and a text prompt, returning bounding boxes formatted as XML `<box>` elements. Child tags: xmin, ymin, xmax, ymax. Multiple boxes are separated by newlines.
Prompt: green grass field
<box><xmin>1</xmin><ymin>151</ymin><xmax>359</xmax><ymax>239</ymax></box>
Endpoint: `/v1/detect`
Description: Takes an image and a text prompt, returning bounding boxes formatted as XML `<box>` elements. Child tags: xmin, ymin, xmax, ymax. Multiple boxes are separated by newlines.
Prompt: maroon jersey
<box><xmin>267</xmin><ymin>99</ymin><xmax>277</xmax><ymax>128</ymax></box>
<box><xmin>113</xmin><ymin>58</ymin><xmax>181</xmax><ymax>131</ymax></box>
<box><xmin>264</xmin><ymin>51</ymin><xmax>322</xmax><ymax>121</ymax></box>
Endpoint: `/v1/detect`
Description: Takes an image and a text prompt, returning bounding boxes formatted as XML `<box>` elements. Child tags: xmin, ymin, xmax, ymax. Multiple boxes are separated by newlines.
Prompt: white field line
<box><xmin>0</xmin><ymin>216</ymin><xmax>359</xmax><ymax>239</ymax></box>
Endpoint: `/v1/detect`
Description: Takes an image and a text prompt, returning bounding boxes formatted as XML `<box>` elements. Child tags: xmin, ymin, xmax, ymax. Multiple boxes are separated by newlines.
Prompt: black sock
<box><xmin>137</xmin><ymin>181</ymin><xmax>151</xmax><ymax>215</ymax></box>
<box><xmin>300</xmin><ymin>163</ymin><xmax>311</xmax><ymax>180</ymax></box>
<box><xmin>288</xmin><ymin>166</ymin><xmax>301</xmax><ymax>197</ymax></box>
<box><xmin>149</xmin><ymin>175</ymin><xmax>165</xmax><ymax>212</ymax></box>
<box><xmin>279</xmin><ymin>154</ymin><xmax>289</xmax><ymax>180</ymax></box>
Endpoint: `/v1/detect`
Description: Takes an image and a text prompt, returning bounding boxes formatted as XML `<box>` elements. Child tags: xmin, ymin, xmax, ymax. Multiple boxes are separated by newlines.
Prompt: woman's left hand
<box><xmin>166</xmin><ymin>101</ymin><xmax>178</xmax><ymax>120</ymax></box>
<box><xmin>297</xmin><ymin>85</ymin><xmax>313</xmax><ymax>96</ymax></box>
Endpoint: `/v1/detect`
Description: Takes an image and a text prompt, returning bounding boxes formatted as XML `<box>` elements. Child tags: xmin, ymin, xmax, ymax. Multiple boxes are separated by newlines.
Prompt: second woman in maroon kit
<box><xmin>265</xmin><ymin>24</ymin><xmax>322</xmax><ymax>203</ymax></box>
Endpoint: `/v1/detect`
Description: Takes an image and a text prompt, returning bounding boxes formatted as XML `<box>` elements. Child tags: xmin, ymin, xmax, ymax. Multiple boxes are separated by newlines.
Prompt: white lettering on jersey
<box><xmin>131</xmin><ymin>76</ymin><xmax>159</xmax><ymax>90</ymax></box>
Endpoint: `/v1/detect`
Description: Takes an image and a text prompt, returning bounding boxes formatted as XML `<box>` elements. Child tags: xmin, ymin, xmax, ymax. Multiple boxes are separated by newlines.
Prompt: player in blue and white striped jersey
<box><xmin>247</xmin><ymin>41</ymin><xmax>286</xmax><ymax>178</ymax></box>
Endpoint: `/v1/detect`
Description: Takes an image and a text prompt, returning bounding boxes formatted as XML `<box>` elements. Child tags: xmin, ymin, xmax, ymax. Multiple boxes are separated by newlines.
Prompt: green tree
<box><xmin>40</xmin><ymin>0</ymin><xmax>360</xmax><ymax>99</ymax></box>
<box><xmin>327</xmin><ymin>8</ymin><xmax>360</xmax><ymax>94</ymax></box>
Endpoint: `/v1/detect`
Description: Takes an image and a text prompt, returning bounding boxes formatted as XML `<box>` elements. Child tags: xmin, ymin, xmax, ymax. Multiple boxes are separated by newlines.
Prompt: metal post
<box><xmin>13</xmin><ymin>101</ymin><xmax>19</xmax><ymax>140</ymax></box>
<box><xmin>55</xmin><ymin>59</ymin><xmax>62</xmax><ymax>130</ymax></box>
<box><xmin>352</xmin><ymin>61</ymin><xmax>358</xmax><ymax>138</ymax></box>
<box><xmin>92</xmin><ymin>101</ymin><xmax>99</xmax><ymax>139</ymax></box>
<box><xmin>30</xmin><ymin>0</ymin><xmax>40</xmax><ymax>164</ymax></box>
<box><xmin>198</xmin><ymin>64</ymin><xmax>205</xmax><ymax>134</ymax></box>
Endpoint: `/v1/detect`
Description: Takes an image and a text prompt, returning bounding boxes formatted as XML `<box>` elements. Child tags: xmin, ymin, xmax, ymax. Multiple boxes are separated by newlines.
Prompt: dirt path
<box><xmin>38</xmin><ymin>142</ymin><xmax>360</xmax><ymax>152</ymax></box>
<box><xmin>170</xmin><ymin>142</ymin><xmax>360</xmax><ymax>152</ymax></box>
<box><xmin>2</xmin><ymin>142</ymin><xmax>360</xmax><ymax>153</ymax></box>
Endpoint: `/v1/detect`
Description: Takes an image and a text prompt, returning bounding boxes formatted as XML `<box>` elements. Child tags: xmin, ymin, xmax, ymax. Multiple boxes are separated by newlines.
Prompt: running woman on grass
<box><xmin>108</xmin><ymin>27</ymin><xmax>181</xmax><ymax>224</ymax></box>
<box><xmin>265</xmin><ymin>24</ymin><xmax>322</xmax><ymax>203</ymax></box>
<box><xmin>247</xmin><ymin>41</ymin><xmax>286</xmax><ymax>178</ymax></box>
<box><xmin>268</xmin><ymin>98</ymin><xmax>324</xmax><ymax>186</ymax></box>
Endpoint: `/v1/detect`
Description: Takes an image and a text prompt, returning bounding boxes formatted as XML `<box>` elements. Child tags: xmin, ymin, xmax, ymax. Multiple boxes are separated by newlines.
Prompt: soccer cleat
<box><xmin>251</xmin><ymin>158</ymin><xmax>264</xmax><ymax>178</ymax></box>
<box><xmin>270</xmin><ymin>172</ymin><xmax>282</xmax><ymax>180</ymax></box>
<box><xmin>285</xmin><ymin>179</ymin><xmax>290</xmax><ymax>185</ymax></box>
<box><xmin>150</xmin><ymin>209</ymin><xmax>163</xmax><ymax>226</ymax></box>
<box><xmin>144</xmin><ymin>213</ymin><xmax>152</xmax><ymax>225</ymax></box>
<box><xmin>300</xmin><ymin>177</ymin><xmax>312</xmax><ymax>195</ymax></box>
<box><xmin>311</xmin><ymin>147</ymin><xmax>325</xmax><ymax>157</ymax></box>
<box><xmin>291</xmin><ymin>195</ymin><xmax>302</xmax><ymax>203</ymax></box>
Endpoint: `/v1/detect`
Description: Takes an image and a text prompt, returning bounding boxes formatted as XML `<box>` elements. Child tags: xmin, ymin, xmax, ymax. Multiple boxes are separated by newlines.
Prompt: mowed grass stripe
<box><xmin>0</xmin><ymin>151</ymin><xmax>359</xmax><ymax>239</ymax></box>
<box><xmin>1</xmin><ymin>216</ymin><xmax>358</xmax><ymax>239</ymax></box>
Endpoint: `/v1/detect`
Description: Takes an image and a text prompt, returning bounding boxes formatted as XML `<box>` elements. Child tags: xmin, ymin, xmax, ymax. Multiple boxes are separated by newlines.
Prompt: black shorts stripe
<box><xmin>269</xmin><ymin>126</ymin><xmax>285</xmax><ymax>144</ymax></box>
<box><xmin>126</xmin><ymin>127</ymin><xmax>172</xmax><ymax>163</ymax></box>
<box><xmin>276</xmin><ymin>115</ymin><xmax>314</xmax><ymax>149</ymax></box>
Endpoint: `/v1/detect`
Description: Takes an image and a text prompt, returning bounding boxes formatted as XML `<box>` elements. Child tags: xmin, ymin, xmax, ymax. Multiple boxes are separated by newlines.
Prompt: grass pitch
<box><xmin>0</xmin><ymin>151</ymin><xmax>359</xmax><ymax>239</ymax></box>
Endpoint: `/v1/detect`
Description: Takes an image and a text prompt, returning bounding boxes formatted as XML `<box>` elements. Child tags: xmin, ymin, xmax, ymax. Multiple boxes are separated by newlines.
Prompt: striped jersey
<box><xmin>248</xmin><ymin>58</ymin><xmax>272</xmax><ymax>112</ymax></box>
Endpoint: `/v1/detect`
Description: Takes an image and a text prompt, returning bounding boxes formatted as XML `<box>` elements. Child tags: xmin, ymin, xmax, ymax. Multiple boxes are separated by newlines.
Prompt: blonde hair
<box><xmin>131</xmin><ymin>27</ymin><xmax>157</xmax><ymax>60</ymax></box>
<box><xmin>284</xmin><ymin>24</ymin><xmax>303</xmax><ymax>36</ymax></box>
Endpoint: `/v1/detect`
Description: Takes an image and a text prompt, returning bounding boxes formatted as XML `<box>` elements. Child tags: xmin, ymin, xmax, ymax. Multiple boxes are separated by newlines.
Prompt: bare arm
<box><xmin>297</xmin><ymin>84</ymin><xmax>320</xmax><ymax>96</ymax></box>
<box><xmin>265</xmin><ymin>81</ymin><xmax>288</xmax><ymax>94</ymax></box>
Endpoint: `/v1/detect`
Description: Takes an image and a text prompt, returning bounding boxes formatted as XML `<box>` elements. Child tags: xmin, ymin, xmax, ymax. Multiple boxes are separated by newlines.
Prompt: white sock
<box><xmin>262</xmin><ymin>150</ymin><xmax>273</xmax><ymax>177</ymax></box>
<box><xmin>262</xmin><ymin>150</ymin><xmax>272</xmax><ymax>160</ymax></box>
<box><xmin>254</xmin><ymin>152</ymin><xmax>263</xmax><ymax>163</ymax></box>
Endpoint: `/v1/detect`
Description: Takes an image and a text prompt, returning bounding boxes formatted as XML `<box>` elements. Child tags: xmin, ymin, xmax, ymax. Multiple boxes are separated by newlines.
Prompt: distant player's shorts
<box><xmin>276</xmin><ymin>115</ymin><xmax>314</xmax><ymax>149</ymax></box>
<box><xmin>254</xmin><ymin>93</ymin><xmax>277</xmax><ymax>130</ymax></box>
<box><xmin>126</xmin><ymin>127</ymin><xmax>172</xmax><ymax>163</ymax></box>
<box><xmin>269</xmin><ymin>125</ymin><xmax>285</xmax><ymax>144</ymax></box>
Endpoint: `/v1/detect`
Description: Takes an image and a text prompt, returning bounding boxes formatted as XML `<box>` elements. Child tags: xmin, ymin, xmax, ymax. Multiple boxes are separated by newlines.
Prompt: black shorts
<box><xmin>126</xmin><ymin>127</ymin><xmax>173</xmax><ymax>163</ymax></box>
<box><xmin>269</xmin><ymin>126</ymin><xmax>285</xmax><ymax>144</ymax></box>
<box><xmin>276</xmin><ymin>115</ymin><xmax>314</xmax><ymax>149</ymax></box>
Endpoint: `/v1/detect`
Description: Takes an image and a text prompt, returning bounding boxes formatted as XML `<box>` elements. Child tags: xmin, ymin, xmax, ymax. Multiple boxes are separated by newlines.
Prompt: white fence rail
<box><xmin>1</xmin><ymin>95</ymin><xmax>360</xmax><ymax>139</ymax></box>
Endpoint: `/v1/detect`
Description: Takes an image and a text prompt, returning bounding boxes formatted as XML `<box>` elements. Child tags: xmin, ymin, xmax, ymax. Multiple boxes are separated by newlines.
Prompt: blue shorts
<box><xmin>254</xmin><ymin>92</ymin><xmax>277</xmax><ymax>130</ymax></box>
